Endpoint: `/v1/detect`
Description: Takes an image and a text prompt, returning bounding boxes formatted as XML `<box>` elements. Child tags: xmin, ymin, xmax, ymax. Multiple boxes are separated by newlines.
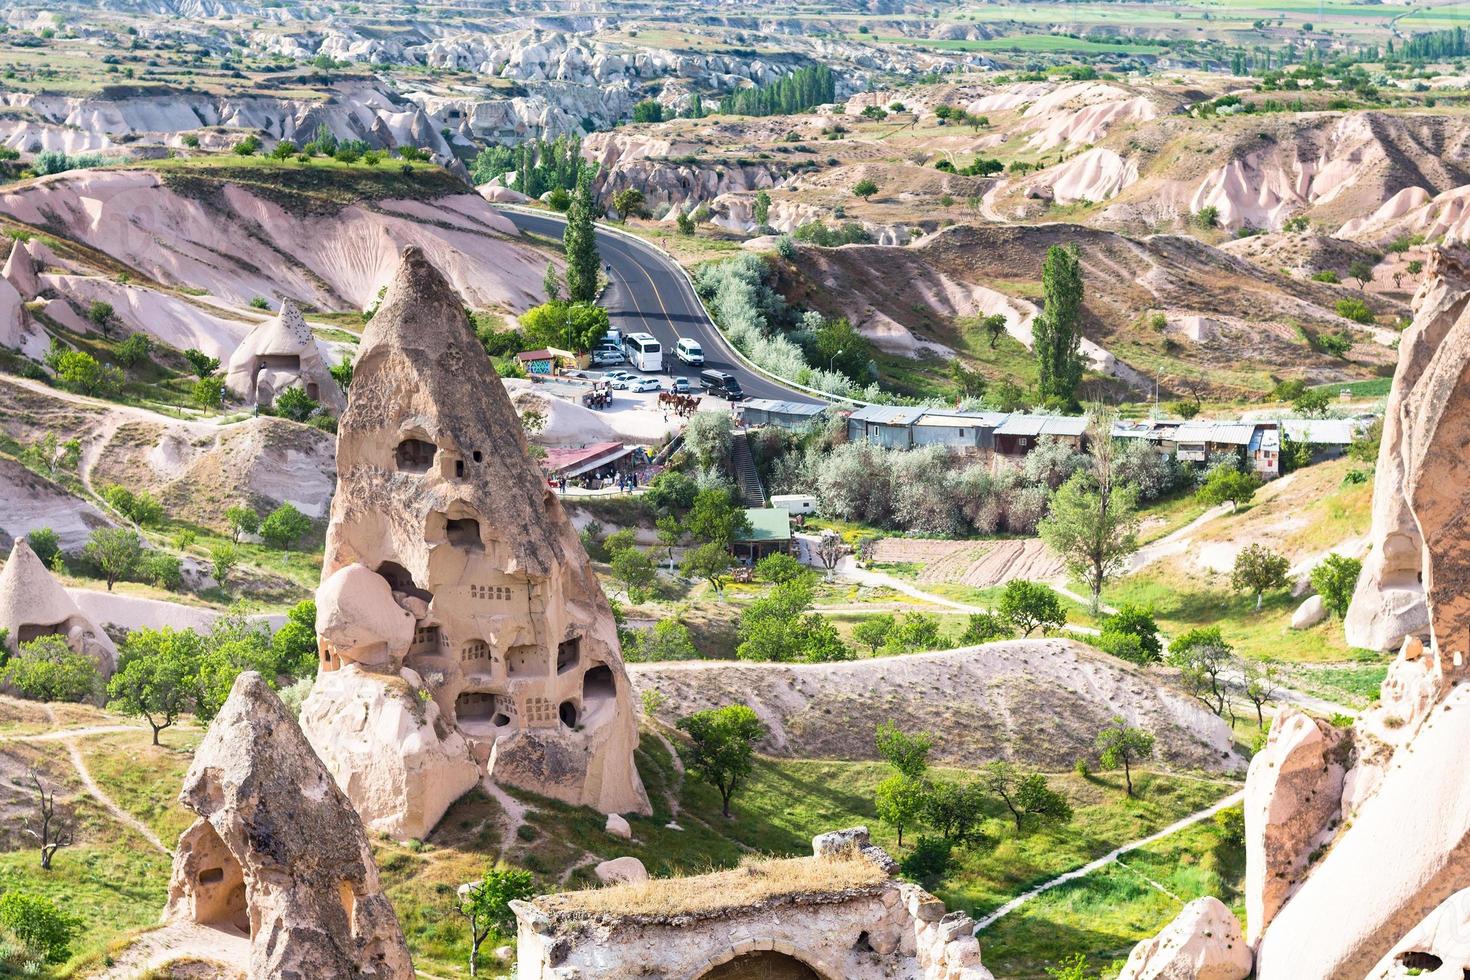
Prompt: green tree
<box><xmin>1310</xmin><ymin>553</ymin><xmax>1363</xmax><ymax>619</ymax></box>
<box><xmin>634</xmin><ymin>619</ymin><xmax>699</xmax><ymax>661</ymax></box>
<box><xmin>812</xmin><ymin>316</ymin><xmax>872</xmax><ymax>380</ymax></box>
<box><xmin>193</xmin><ymin>615</ymin><xmax>275</xmax><ymax>721</ymax></box>
<box><xmin>456</xmin><ymin>866</ymin><xmax>534</xmax><ymax>977</ymax></box>
<box><xmin>610</xmin><ymin>547</ymin><xmax>658</xmax><ymax>602</ymax></box>
<box><xmin>1098</xmin><ymin>604</ymin><xmax>1161</xmax><ymax>662</ymax></box>
<box><xmin>883</xmin><ymin>611</ymin><xmax>945</xmax><ymax>654</ymax></box>
<box><xmin>753</xmin><ymin>190</ymin><xmax>772</xmax><ymax>226</ymax></box>
<box><xmin>1096</xmin><ymin>718</ymin><xmax>1155</xmax><ymax>796</ymax></box>
<box><xmin>1335</xmin><ymin>297</ymin><xmax>1374</xmax><ymax>324</ymax></box>
<box><xmin>922</xmin><ymin>778</ymin><xmax>988</xmax><ymax>845</ymax></box>
<box><xmin>83</xmin><ymin>526</ymin><xmax>142</xmax><ymax>591</ymax></box>
<box><xmin>330</xmin><ymin>355</ymin><xmax>353</xmax><ymax>395</ymax></box>
<box><xmin>685</xmin><ymin>487</ymin><xmax>751</xmax><ymax>546</ymax></box>
<box><xmin>852</xmin><ymin>613</ymin><xmax>894</xmax><ymax>656</ymax></box>
<box><xmin>54</xmin><ymin>350</ymin><xmax>122</xmax><ymax>396</ymax></box>
<box><xmin>210</xmin><ymin>541</ymin><xmax>239</xmax><ymax>590</ymax></box>
<box><xmin>1243</xmin><ymin>661</ymin><xmax>1279</xmax><ymax>729</ymax></box>
<box><xmin>563</xmin><ymin>172</ymin><xmax>601</xmax><ymax>304</ymax></box>
<box><xmin>108</xmin><ymin>627</ymin><xmax>203</xmax><ymax>744</ymax></box>
<box><xmin>1232</xmin><ymin>544</ymin><xmax>1291</xmax><ymax>610</ymax></box>
<box><xmin>1293</xmin><ymin>386</ymin><xmax>1331</xmax><ymax>416</ymax></box>
<box><xmin>224</xmin><ymin>504</ymin><xmax>260</xmax><ymax>543</ymax></box>
<box><xmin>519</xmin><ymin>301</ymin><xmax>609</xmax><ymax>354</ymax></box>
<box><xmin>192</xmin><ymin>374</ymin><xmax>226</xmax><ymax>409</ymax></box>
<box><xmin>981</xmin><ymin>761</ymin><xmax>1073</xmax><ymax>832</ymax></box>
<box><xmin>1168</xmin><ymin>626</ymin><xmax>1236</xmax><ymax>718</ymax></box>
<box><xmin>996</xmin><ymin>580</ymin><xmax>1066</xmax><ymax>637</ymax></box>
<box><xmin>874</xmin><ymin>774</ymin><xmax>927</xmax><ymax>847</ymax></box>
<box><xmin>611</xmin><ymin>187</ymin><xmax>647</xmax><ymax>219</ymax></box>
<box><xmin>875</xmin><ymin>721</ymin><xmax>932</xmax><ymax>779</ymax></box>
<box><xmin>0</xmin><ymin>892</ymin><xmax>78</xmax><ymax>963</ymax></box>
<box><xmin>1348</xmin><ymin>258</ymin><xmax>1375</xmax><ymax>289</ymax></box>
<box><xmin>26</xmin><ymin>529</ymin><xmax>60</xmax><ymax>568</ymax></box>
<box><xmin>542</xmin><ymin>262</ymin><xmax>561</xmax><ymax>302</ymax></box>
<box><xmin>754</xmin><ymin>552</ymin><xmax>805</xmax><ymax>584</ymax></box>
<box><xmin>1032</xmin><ymin>244</ymin><xmax>1085</xmax><ymax>407</ymax></box>
<box><xmin>183</xmin><ymin>349</ymin><xmax>220</xmax><ymax>377</ymax></box>
<box><xmin>259</xmin><ymin>503</ymin><xmax>311</xmax><ymax>550</ymax></box>
<box><xmin>681</xmin><ymin>541</ymin><xmax>734</xmax><ymax>593</ymax></box>
<box><xmin>655</xmin><ymin>515</ymin><xmax>683</xmax><ymax>566</ymax></box>
<box><xmin>115</xmin><ymin>333</ymin><xmax>152</xmax><ymax>369</ymax></box>
<box><xmin>853</xmin><ymin>178</ymin><xmax>878</xmax><ymax>200</ymax></box>
<box><xmin>1038</xmin><ymin>411</ymin><xmax>1140</xmax><ymax>614</ymax></box>
<box><xmin>2</xmin><ymin>636</ymin><xmax>100</xmax><ymax>702</ymax></box>
<box><xmin>960</xmin><ymin>611</ymin><xmax>1011</xmax><ymax>645</ymax></box>
<box><xmin>677</xmin><ymin>704</ymin><xmax>766</xmax><ymax>818</ymax></box>
<box><xmin>736</xmin><ymin>579</ymin><xmax>850</xmax><ymax>663</ymax></box>
<box><xmin>86</xmin><ymin>300</ymin><xmax>115</xmax><ymax>338</ymax></box>
<box><xmin>273</xmin><ymin>385</ymin><xmax>318</xmax><ymax>422</ymax></box>
<box><xmin>1196</xmin><ymin>466</ymin><xmax>1262</xmax><ymax>508</ymax></box>
<box><xmin>270</xmin><ymin>599</ymin><xmax>319</xmax><ymax>677</ymax></box>
<box><xmin>631</xmin><ymin>99</ymin><xmax>663</xmax><ymax>123</ymax></box>
<box><xmin>981</xmin><ymin>312</ymin><xmax>1007</xmax><ymax>349</ymax></box>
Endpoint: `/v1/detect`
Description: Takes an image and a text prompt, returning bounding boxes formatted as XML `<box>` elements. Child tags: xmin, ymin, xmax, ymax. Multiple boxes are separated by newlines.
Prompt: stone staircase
<box><xmin>730</xmin><ymin>430</ymin><xmax>766</xmax><ymax>508</ymax></box>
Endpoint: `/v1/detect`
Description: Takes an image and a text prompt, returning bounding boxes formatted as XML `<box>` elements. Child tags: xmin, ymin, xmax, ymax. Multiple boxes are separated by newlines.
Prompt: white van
<box><xmin>675</xmin><ymin>337</ymin><xmax>704</xmax><ymax>366</ymax></box>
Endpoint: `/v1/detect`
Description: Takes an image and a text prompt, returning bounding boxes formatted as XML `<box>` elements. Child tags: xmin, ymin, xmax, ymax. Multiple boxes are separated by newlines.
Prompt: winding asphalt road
<box><xmin>497</xmin><ymin>207</ymin><xmax>824</xmax><ymax>405</ymax></box>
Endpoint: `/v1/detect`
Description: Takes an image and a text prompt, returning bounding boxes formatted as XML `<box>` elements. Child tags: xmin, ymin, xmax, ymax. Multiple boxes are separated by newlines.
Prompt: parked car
<box><xmin>603</xmin><ymin>370</ymin><xmax>634</xmax><ymax>389</ymax></box>
<box><xmin>675</xmin><ymin>337</ymin><xmax>705</xmax><ymax>366</ymax></box>
<box><xmin>630</xmin><ymin>378</ymin><xmax>661</xmax><ymax>393</ymax></box>
<box><xmin>591</xmin><ymin>348</ymin><xmax>625</xmax><ymax>367</ymax></box>
<box><xmin>668</xmin><ymin>377</ymin><xmax>692</xmax><ymax>394</ymax></box>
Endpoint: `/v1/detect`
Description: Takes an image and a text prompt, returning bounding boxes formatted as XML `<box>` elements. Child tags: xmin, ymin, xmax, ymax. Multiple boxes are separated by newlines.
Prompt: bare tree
<box><xmin>815</xmin><ymin>530</ymin><xmax>846</xmax><ymax>576</ymax></box>
<box><xmin>1243</xmin><ymin>661</ymin><xmax>1280</xmax><ymax>729</ymax></box>
<box><xmin>25</xmin><ymin>769</ymin><xmax>73</xmax><ymax>870</ymax></box>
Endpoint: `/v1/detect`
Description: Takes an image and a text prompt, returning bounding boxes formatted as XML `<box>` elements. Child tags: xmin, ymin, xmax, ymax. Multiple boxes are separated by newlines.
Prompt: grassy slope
<box><xmin>0</xmin><ymin>703</ymin><xmax>1238</xmax><ymax>979</ymax></box>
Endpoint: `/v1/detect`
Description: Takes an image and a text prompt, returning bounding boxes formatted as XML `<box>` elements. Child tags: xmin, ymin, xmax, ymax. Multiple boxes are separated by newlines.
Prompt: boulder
<box><xmin>163</xmin><ymin>672</ymin><xmax>413</xmax><ymax>979</ymax></box>
<box><xmin>1289</xmin><ymin>594</ymin><xmax>1326</xmax><ymax>630</ymax></box>
<box><xmin>315</xmin><ymin>563</ymin><xmax>416</xmax><ymax>668</ymax></box>
<box><xmin>594</xmin><ymin>856</ymin><xmax>647</xmax><ymax>885</ymax></box>
<box><xmin>604</xmin><ymin>813</ymin><xmax>632</xmax><ymax>839</ymax></box>
<box><xmin>1253</xmin><ymin>684</ymin><xmax>1470</xmax><ymax>978</ymax></box>
<box><xmin>1117</xmin><ymin>897</ymin><xmax>1251</xmax><ymax>980</ymax></box>
<box><xmin>1244</xmin><ymin>708</ymin><xmax>1348</xmax><ymax>943</ymax></box>
<box><xmin>299</xmin><ymin>665</ymin><xmax>481</xmax><ymax>841</ymax></box>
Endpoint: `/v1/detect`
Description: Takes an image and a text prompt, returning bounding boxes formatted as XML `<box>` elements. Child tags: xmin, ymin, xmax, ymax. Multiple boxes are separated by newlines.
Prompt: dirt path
<box><xmin>7</xmin><ymin>715</ymin><xmax>169</xmax><ymax>855</ymax></box>
<box><xmin>972</xmin><ymin>789</ymin><xmax>1245</xmax><ymax>933</ymax></box>
<box><xmin>91</xmin><ymin>921</ymin><xmax>249</xmax><ymax>980</ymax></box>
<box><xmin>482</xmin><ymin>777</ymin><xmax>530</xmax><ymax>853</ymax></box>
<box><xmin>1127</xmin><ymin>503</ymin><xmax>1233</xmax><ymax>574</ymax></box>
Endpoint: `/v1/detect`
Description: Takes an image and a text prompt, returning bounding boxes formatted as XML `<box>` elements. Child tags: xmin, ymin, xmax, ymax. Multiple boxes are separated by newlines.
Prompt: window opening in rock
<box><xmin>491</xmin><ymin>712</ymin><xmax>511</xmax><ymax>727</ymax></box>
<box><xmin>1398</xmin><ymin>952</ymin><xmax>1443</xmax><ymax>971</ymax></box>
<box><xmin>507</xmin><ymin>645</ymin><xmax>546</xmax><ymax>679</ymax></box>
<box><xmin>446</xmin><ymin>518</ymin><xmax>483</xmax><ymax>550</ymax></box>
<box><xmin>395</xmin><ymin>438</ymin><xmax>437</xmax><ymax>473</ymax></box>
<box><xmin>472</xmin><ymin>450</ymin><xmax>483</xmax><ymax>462</ymax></box>
<box><xmin>457</xmin><ymin>692</ymin><xmax>495</xmax><ymax>723</ymax></box>
<box><xmin>559</xmin><ymin>700</ymin><xmax>579</xmax><ymax>727</ymax></box>
<box><xmin>583</xmin><ymin>664</ymin><xmax>615</xmax><ymax>704</ymax></box>
<box><xmin>455</xmin><ymin>459</ymin><xmax>465</xmax><ymax>478</ymax></box>
<box><xmin>375</xmin><ymin>561</ymin><xmax>432</xmax><ymax>602</ymax></box>
<box><xmin>556</xmin><ymin>636</ymin><xmax>580</xmax><ymax>674</ymax></box>
<box><xmin>198</xmin><ymin>867</ymin><xmax>225</xmax><ymax>885</ymax></box>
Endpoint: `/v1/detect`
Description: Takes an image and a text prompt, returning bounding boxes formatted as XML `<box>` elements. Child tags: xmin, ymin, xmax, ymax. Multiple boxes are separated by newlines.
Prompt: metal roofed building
<box><xmin>846</xmin><ymin>405</ymin><xmax>928</xmax><ymax>449</ymax></box>
<box><xmin>739</xmin><ymin>398</ymin><xmax>828</xmax><ymax>431</ymax></box>
<box><xmin>911</xmin><ymin>411</ymin><xmax>1008</xmax><ymax>454</ymax></box>
<box><xmin>993</xmin><ymin>414</ymin><xmax>1089</xmax><ymax>459</ymax></box>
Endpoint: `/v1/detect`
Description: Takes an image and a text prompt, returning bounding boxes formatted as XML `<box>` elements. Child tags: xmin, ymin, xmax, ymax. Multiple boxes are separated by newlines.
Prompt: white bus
<box><xmin>622</xmin><ymin>332</ymin><xmax>662</xmax><ymax>372</ymax></box>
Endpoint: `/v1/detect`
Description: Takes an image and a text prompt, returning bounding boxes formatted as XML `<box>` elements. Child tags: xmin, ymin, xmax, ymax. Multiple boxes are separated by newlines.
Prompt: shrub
<box><xmin>0</xmin><ymin>893</ymin><xmax>77</xmax><ymax>963</ymax></box>
<box><xmin>25</xmin><ymin>528</ymin><xmax>60</xmax><ymax>568</ymax></box>
<box><xmin>1335</xmin><ymin>298</ymin><xmax>1374</xmax><ymax>324</ymax></box>
<box><xmin>960</xmin><ymin>612</ymin><xmax>1011</xmax><ymax>645</ymax></box>
<box><xmin>900</xmin><ymin>836</ymin><xmax>952</xmax><ymax>881</ymax></box>
<box><xmin>996</xmin><ymin>580</ymin><xmax>1066</xmax><ymax>637</ymax></box>
<box><xmin>1196</xmin><ymin>466</ymin><xmax>1261</xmax><ymax>508</ymax></box>
<box><xmin>1310</xmin><ymin>554</ymin><xmax>1363</xmax><ymax>619</ymax></box>
<box><xmin>1099</xmin><ymin>603</ymin><xmax>1162</xmax><ymax>663</ymax></box>
<box><xmin>1</xmin><ymin>635</ymin><xmax>101</xmax><ymax>702</ymax></box>
<box><xmin>139</xmin><ymin>551</ymin><xmax>183</xmax><ymax>591</ymax></box>
<box><xmin>54</xmin><ymin>350</ymin><xmax>123</xmax><ymax>396</ymax></box>
<box><xmin>193</xmin><ymin>373</ymin><xmax>226</xmax><ymax>408</ymax></box>
<box><xmin>115</xmin><ymin>333</ymin><xmax>153</xmax><ymax>368</ymax></box>
<box><xmin>1311</xmin><ymin>269</ymin><xmax>1340</xmax><ymax>283</ymax></box>
<box><xmin>273</xmin><ymin>385</ymin><xmax>319</xmax><ymax>422</ymax></box>
<box><xmin>1192</xmin><ymin>205</ymin><xmax>1219</xmax><ymax>229</ymax></box>
<box><xmin>233</xmin><ymin>134</ymin><xmax>261</xmax><ymax>155</ymax></box>
<box><xmin>101</xmin><ymin>484</ymin><xmax>163</xmax><ymax>526</ymax></box>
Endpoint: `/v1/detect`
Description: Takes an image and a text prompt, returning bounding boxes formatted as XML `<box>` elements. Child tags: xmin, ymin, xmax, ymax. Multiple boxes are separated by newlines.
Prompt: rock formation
<box><xmin>1122</xmin><ymin>246</ymin><xmax>1470</xmax><ymax>979</ymax></box>
<box><xmin>0</xmin><ymin>537</ymin><xmax>117</xmax><ymax>676</ymax></box>
<box><xmin>164</xmin><ymin>671</ymin><xmax>413</xmax><ymax>979</ymax></box>
<box><xmin>1341</xmin><ymin>247</ymin><xmax>1470</xmax><ymax>650</ymax></box>
<box><xmin>1116</xmin><ymin>897</ymin><xmax>1251</xmax><ymax>980</ymax></box>
<box><xmin>224</xmin><ymin>299</ymin><xmax>345</xmax><ymax>415</ymax></box>
<box><xmin>300</xmin><ymin>245</ymin><xmax>648</xmax><ymax>840</ymax></box>
<box><xmin>1243</xmin><ymin>708</ymin><xmax>1347</xmax><ymax>943</ymax></box>
<box><xmin>515</xmin><ymin>827</ymin><xmax>991</xmax><ymax>980</ymax></box>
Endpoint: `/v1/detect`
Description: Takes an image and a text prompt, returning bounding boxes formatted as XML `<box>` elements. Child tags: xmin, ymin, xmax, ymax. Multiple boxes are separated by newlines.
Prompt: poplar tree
<box><xmin>563</xmin><ymin>172</ymin><xmax>601</xmax><ymax>304</ymax></box>
<box><xmin>1033</xmin><ymin>243</ymin><xmax>1085</xmax><ymax>408</ymax></box>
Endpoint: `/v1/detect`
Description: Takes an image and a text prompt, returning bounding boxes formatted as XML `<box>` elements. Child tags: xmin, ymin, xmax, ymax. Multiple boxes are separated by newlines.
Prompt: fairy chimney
<box><xmin>299</xmin><ymin>245</ymin><xmax>649</xmax><ymax>839</ymax></box>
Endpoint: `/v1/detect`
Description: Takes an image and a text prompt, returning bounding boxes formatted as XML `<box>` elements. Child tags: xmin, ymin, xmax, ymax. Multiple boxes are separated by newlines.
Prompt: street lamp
<box><xmin>829</xmin><ymin>349</ymin><xmax>843</xmax><ymax>372</ymax></box>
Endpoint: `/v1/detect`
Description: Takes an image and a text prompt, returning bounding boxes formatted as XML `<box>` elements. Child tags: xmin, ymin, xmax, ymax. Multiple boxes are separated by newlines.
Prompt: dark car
<box><xmin>699</xmin><ymin>369</ymin><xmax>744</xmax><ymax>400</ymax></box>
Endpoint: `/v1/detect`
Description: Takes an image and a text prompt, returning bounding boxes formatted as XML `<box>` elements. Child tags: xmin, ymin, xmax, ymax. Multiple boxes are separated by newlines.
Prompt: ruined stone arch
<box><xmin>688</xmin><ymin>940</ymin><xmax>839</xmax><ymax>980</ymax></box>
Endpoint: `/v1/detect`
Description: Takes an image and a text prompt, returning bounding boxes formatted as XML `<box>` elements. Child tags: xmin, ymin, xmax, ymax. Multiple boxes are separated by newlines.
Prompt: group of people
<box><xmin>551</xmin><ymin>469</ymin><xmax>643</xmax><ymax>494</ymax></box>
<box><xmin>582</xmin><ymin>381</ymin><xmax>616</xmax><ymax>410</ymax></box>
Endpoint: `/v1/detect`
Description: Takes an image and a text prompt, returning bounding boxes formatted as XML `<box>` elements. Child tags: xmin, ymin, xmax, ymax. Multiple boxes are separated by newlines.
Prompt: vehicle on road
<box><xmin>630</xmin><ymin>378</ymin><xmax>661</xmax><ymax>393</ymax></box>
<box><xmin>622</xmin><ymin>332</ymin><xmax>663</xmax><ymax>372</ymax></box>
<box><xmin>591</xmin><ymin>348</ymin><xmax>625</xmax><ymax>367</ymax></box>
<box><xmin>675</xmin><ymin>337</ymin><xmax>705</xmax><ymax>366</ymax></box>
<box><xmin>603</xmin><ymin>370</ymin><xmax>635</xmax><ymax>389</ymax></box>
<box><xmin>699</xmin><ymin>369</ymin><xmax>744</xmax><ymax>401</ymax></box>
<box><xmin>668</xmin><ymin>377</ymin><xmax>692</xmax><ymax>395</ymax></box>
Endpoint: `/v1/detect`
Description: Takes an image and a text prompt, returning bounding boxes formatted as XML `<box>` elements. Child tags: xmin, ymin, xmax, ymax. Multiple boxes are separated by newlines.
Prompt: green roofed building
<box><xmin>733</xmin><ymin>507</ymin><xmax>793</xmax><ymax>563</ymax></box>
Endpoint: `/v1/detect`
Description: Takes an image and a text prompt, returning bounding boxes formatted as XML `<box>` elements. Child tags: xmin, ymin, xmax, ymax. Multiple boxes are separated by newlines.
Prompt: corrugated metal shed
<box><xmin>914</xmin><ymin>412</ymin><xmax>1007</xmax><ymax>428</ymax></box>
<box><xmin>741</xmin><ymin>398</ymin><xmax>827</xmax><ymax>418</ymax></box>
<box><xmin>848</xmin><ymin>405</ymin><xmax>927</xmax><ymax>426</ymax></box>
<box><xmin>1282</xmin><ymin>418</ymin><xmax>1356</xmax><ymax>445</ymax></box>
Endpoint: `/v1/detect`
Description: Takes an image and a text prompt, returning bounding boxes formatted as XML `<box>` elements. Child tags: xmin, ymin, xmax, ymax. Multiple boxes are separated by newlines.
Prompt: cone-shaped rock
<box><xmin>0</xmin><ymin>537</ymin><xmax>117</xmax><ymax>675</ymax></box>
<box><xmin>164</xmin><ymin>672</ymin><xmax>413</xmax><ymax>979</ymax></box>
<box><xmin>301</xmin><ymin>246</ymin><xmax>648</xmax><ymax>839</ymax></box>
<box><xmin>225</xmin><ymin>297</ymin><xmax>346</xmax><ymax>414</ymax></box>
